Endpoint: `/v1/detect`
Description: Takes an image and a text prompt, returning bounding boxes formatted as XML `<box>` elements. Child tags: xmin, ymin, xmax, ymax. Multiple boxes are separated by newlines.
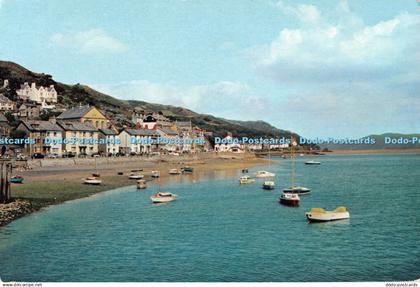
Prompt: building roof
<box><xmin>158</xmin><ymin>128</ymin><xmax>178</xmax><ymax>136</ymax></box>
<box><xmin>99</xmin><ymin>128</ymin><xmax>118</xmax><ymax>135</ymax></box>
<box><xmin>124</xmin><ymin>129</ymin><xmax>159</xmax><ymax>136</ymax></box>
<box><xmin>57</xmin><ymin>121</ymin><xmax>98</xmax><ymax>132</ymax></box>
<box><xmin>0</xmin><ymin>113</ymin><xmax>8</xmax><ymax>122</ymax></box>
<box><xmin>0</xmin><ymin>94</ymin><xmax>13</xmax><ymax>103</ymax></box>
<box><xmin>19</xmin><ymin>120</ymin><xmax>63</xmax><ymax>132</ymax></box>
<box><xmin>57</xmin><ymin>105</ymin><xmax>102</xmax><ymax>120</ymax></box>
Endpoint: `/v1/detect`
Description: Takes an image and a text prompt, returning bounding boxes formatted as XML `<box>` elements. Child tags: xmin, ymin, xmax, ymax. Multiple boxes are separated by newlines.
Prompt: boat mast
<box><xmin>291</xmin><ymin>137</ymin><xmax>295</xmax><ymax>187</ymax></box>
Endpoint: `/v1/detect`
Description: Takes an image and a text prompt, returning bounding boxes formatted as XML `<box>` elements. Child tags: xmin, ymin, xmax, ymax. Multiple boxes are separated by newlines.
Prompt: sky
<box><xmin>0</xmin><ymin>0</ymin><xmax>419</xmax><ymax>138</ymax></box>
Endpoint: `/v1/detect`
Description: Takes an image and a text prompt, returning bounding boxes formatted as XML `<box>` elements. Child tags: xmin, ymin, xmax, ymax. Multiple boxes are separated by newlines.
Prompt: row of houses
<box><xmin>11</xmin><ymin>105</ymin><xmax>212</xmax><ymax>157</ymax></box>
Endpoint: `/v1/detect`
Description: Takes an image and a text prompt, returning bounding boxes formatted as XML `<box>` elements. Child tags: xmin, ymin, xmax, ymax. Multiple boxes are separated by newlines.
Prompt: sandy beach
<box><xmin>1</xmin><ymin>152</ymin><xmax>269</xmax><ymax>226</ymax></box>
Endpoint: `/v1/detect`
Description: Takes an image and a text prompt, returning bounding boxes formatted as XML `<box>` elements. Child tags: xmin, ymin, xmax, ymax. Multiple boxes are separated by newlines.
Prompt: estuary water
<box><xmin>0</xmin><ymin>154</ymin><xmax>419</xmax><ymax>282</ymax></box>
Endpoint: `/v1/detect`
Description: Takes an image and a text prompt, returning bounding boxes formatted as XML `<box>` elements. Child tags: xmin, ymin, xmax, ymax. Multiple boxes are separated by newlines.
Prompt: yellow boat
<box><xmin>305</xmin><ymin>206</ymin><xmax>350</xmax><ymax>222</ymax></box>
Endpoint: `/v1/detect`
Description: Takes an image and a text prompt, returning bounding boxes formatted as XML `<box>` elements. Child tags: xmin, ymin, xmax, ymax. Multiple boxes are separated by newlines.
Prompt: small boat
<box><xmin>151</xmin><ymin>170</ymin><xmax>160</xmax><ymax>178</ymax></box>
<box><xmin>181</xmin><ymin>167</ymin><xmax>194</xmax><ymax>173</ymax></box>
<box><xmin>150</xmin><ymin>192</ymin><xmax>177</xmax><ymax>203</ymax></box>
<box><xmin>305</xmin><ymin>206</ymin><xmax>350</xmax><ymax>222</ymax></box>
<box><xmin>255</xmin><ymin>171</ymin><xmax>275</xmax><ymax>178</ymax></box>
<box><xmin>129</xmin><ymin>173</ymin><xmax>144</xmax><ymax>180</ymax></box>
<box><xmin>299</xmin><ymin>153</ymin><xmax>304</xmax><ymax>157</ymax></box>
<box><xmin>305</xmin><ymin>161</ymin><xmax>321</xmax><ymax>165</ymax></box>
<box><xmin>239</xmin><ymin>176</ymin><xmax>255</xmax><ymax>184</ymax></box>
<box><xmin>92</xmin><ymin>173</ymin><xmax>100</xmax><ymax>177</ymax></box>
<box><xmin>84</xmin><ymin>177</ymin><xmax>102</xmax><ymax>185</ymax></box>
<box><xmin>10</xmin><ymin>175</ymin><xmax>24</xmax><ymax>184</ymax></box>
<box><xmin>169</xmin><ymin>168</ymin><xmax>182</xmax><ymax>175</ymax></box>
<box><xmin>283</xmin><ymin>186</ymin><xmax>311</xmax><ymax>195</ymax></box>
<box><xmin>241</xmin><ymin>168</ymin><xmax>249</xmax><ymax>173</ymax></box>
<box><xmin>131</xmin><ymin>169</ymin><xmax>143</xmax><ymax>172</ymax></box>
<box><xmin>137</xmin><ymin>179</ymin><xmax>147</xmax><ymax>189</ymax></box>
<box><xmin>117</xmin><ymin>172</ymin><xmax>124</xmax><ymax>175</ymax></box>
<box><xmin>279</xmin><ymin>193</ymin><xmax>300</xmax><ymax>207</ymax></box>
<box><xmin>262</xmin><ymin>180</ymin><xmax>275</xmax><ymax>190</ymax></box>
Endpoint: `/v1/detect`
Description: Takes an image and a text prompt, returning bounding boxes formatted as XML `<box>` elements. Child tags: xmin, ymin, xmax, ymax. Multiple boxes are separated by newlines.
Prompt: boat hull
<box><xmin>150</xmin><ymin>196</ymin><xmax>177</xmax><ymax>203</ymax></box>
<box><xmin>279</xmin><ymin>198</ymin><xmax>299</xmax><ymax>207</ymax></box>
<box><xmin>305</xmin><ymin>212</ymin><xmax>350</xmax><ymax>222</ymax></box>
<box><xmin>283</xmin><ymin>188</ymin><xmax>311</xmax><ymax>195</ymax></box>
<box><xmin>84</xmin><ymin>180</ymin><xmax>102</xmax><ymax>185</ymax></box>
<box><xmin>262</xmin><ymin>185</ymin><xmax>275</xmax><ymax>190</ymax></box>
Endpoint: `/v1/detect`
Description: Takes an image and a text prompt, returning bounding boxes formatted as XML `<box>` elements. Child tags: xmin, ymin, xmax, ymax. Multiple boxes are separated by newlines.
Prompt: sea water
<box><xmin>0</xmin><ymin>154</ymin><xmax>419</xmax><ymax>282</ymax></box>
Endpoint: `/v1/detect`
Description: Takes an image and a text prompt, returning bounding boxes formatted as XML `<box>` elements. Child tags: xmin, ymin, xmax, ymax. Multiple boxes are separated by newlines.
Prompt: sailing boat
<box><xmin>262</xmin><ymin>144</ymin><xmax>275</xmax><ymax>190</ymax></box>
<box><xmin>282</xmin><ymin>137</ymin><xmax>310</xmax><ymax>195</ymax></box>
<box><xmin>84</xmin><ymin>156</ymin><xmax>102</xmax><ymax>185</ymax></box>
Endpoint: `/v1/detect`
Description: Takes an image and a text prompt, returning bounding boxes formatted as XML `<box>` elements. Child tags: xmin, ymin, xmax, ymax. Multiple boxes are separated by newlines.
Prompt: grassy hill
<box><xmin>0</xmin><ymin>60</ymin><xmax>298</xmax><ymax>139</ymax></box>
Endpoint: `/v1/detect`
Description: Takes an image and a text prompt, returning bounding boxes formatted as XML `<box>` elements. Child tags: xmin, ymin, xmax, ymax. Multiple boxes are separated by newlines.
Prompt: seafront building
<box><xmin>98</xmin><ymin>128</ymin><xmax>120</xmax><ymax>156</ymax></box>
<box><xmin>119</xmin><ymin>129</ymin><xmax>160</xmax><ymax>155</ymax></box>
<box><xmin>57</xmin><ymin>121</ymin><xmax>99</xmax><ymax>156</ymax></box>
<box><xmin>17</xmin><ymin>120</ymin><xmax>63</xmax><ymax>156</ymax></box>
<box><xmin>214</xmin><ymin>132</ymin><xmax>245</xmax><ymax>153</ymax></box>
<box><xmin>57</xmin><ymin>105</ymin><xmax>109</xmax><ymax>129</ymax></box>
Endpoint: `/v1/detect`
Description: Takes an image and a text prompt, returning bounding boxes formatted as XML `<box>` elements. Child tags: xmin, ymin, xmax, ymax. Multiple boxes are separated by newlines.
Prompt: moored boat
<box><xmin>239</xmin><ymin>175</ymin><xmax>255</xmax><ymax>184</ymax></box>
<box><xmin>169</xmin><ymin>168</ymin><xmax>182</xmax><ymax>175</ymax></box>
<box><xmin>151</xmin><ymin>170</ymin><xmax>160</xmax><ymax>178</ymax></box>
<box><xmin>279</xmin><ymin>193</ymin><xmax>300</xmax><ymax>207</ymax></box>
<box><xmin>150</xmin><ymin>192</ymin><xmax>177</xmax><ymax>203</ymax></box>
<box><xmin>181</xmin><ymin>167</ymin><xmax>194</xmax><ymax>173</ymax></box>
<box><xmin>84</xmin><ymin>177</ymin><xmax>102</xmax><ymax>185</ymax></box>
<box><xmin>262</xmin><ymin>180</ymin><xmax>275</xmax><ymax>190</ymax></box>
<box><xmin>305</xmin><ymin>206</ymin><xmax>350</xmax><ymax>222</ymax></box>
<box><xmin>137</xmin><ymin>179</ymin><xmax>147</xmax><ymax>189</ymax></box>
<box><xmin>255</xmin><ymin>171</ymin><xmax>275</xmax><ymax>178</ymax></box>
<box><xmin>10</xmin><ymin>175</ymin><xmax>24</xmax><ymax>184</ymax></box>
<box><xmin>305</xmin><ymin>160</ymin><xmax>321</xmax><ymax>165</ymax></box>
<box><xmin>129</xmin><ymin>173</ymin><xmax>144</xmax><ymax>180</ymax></box>
<box><xmin>241</xmin><ymin>168</ymin><xmax>249</xmax><ymax>173</ymax></box>
<box><xmin>283</xmin><ymin>186</ymin><xmax>311</xmax><ymax>195</ymax></box>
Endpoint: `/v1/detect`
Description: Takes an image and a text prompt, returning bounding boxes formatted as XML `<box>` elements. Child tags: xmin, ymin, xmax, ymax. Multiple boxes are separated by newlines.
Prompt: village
<box><xmin>0</xmin><ymin>80</ymin><xmax>288</xmax><ymax>159</ymax></box>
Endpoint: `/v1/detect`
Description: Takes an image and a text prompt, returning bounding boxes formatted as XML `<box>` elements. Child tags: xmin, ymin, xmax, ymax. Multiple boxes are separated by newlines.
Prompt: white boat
<box><xmin>283</xmin><ymin>186</ymin><xmax>311</xmax><ymax>195</ymax></box>
<box><xmin>84</xmin><ymin>177</ymin><xmax>102</xmax><ymax>185</ymax></box>
<box><xmin>137</xmin><ymin>179</ymin><xmax>147</xmax><ymax>189</ymax></box>
<box><xmin>305</xmin><ymin>206</ymin><xmax>350</xmax><ymax>222</ymax></box>
<box><xmin>255</xmin><ymin>171</ymin><xmax>275</xmax><ymax>178</ymax></box>
<box><xmin>129</xmin><ymin>173</ymin><xmax>144</xmax><ymax>180</ymax></box>
<box><xmin>262</xmin><ymin>180</ymin><xmax>275</xmax><ymax>190</ymax></box>
<box><xmin>151</xmin><ymin>170</ymin><xmax>160</xmax><ymax>178</ymax></box>
<box><xmin>305</xmin><ymin>160</ymin><xmax>321</xmax><ymax>165</ymax></box>
<box><xmin>279</xmin><ymin>193</ymin><xmax>300</xmax><ymax>207</ymax></box>
<box><xmin>169</xmin><ymin>168</ymin><xmax>182</xmax><ymax>175</ymax></box>
<box><xmin>150</xmin><ymin>192</ymin><xmax>177</xmax><ymax>203</ymax></box>
<box><xmin>239</xmin><ymin>176</ymin><xmax>255</xmax><ymax>184</ymax></box>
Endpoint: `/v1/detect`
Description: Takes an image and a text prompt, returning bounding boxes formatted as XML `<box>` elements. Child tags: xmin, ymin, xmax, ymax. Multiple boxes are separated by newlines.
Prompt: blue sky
<box><xmin>0</xmin><ymin>0</ymin><xmax>419</xmax><ymax>138</ymax></box>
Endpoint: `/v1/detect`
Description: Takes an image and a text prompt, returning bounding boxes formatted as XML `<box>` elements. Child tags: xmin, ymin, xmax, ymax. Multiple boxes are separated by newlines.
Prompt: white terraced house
<box><xmin>16</xmin><ymin>82</ymin><xmax>58</xmax><ymax>105</ymax></box>
<box><xmin>119</xmin><ymin>129</ymin><xmax>159</xmax><ymax>155</ymax></box>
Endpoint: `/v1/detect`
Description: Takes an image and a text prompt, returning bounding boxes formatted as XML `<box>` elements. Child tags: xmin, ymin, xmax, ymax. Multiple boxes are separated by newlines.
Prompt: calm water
<box><xmin>0</xmin><ymin>154</ymin><xmax>419</xmax><ymax>282</ymax></box>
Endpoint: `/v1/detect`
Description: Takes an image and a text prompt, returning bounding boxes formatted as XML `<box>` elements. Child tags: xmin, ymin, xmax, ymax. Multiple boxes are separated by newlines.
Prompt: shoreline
<box><xmin>1</xmin><ymin>153</ymin><xmax>269</xmax><ymax>227</ymax></box>
<box><xmin>328</xmin><ymin>148</ymin><xmax>420</xmax><ymax>155</ymax></box>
